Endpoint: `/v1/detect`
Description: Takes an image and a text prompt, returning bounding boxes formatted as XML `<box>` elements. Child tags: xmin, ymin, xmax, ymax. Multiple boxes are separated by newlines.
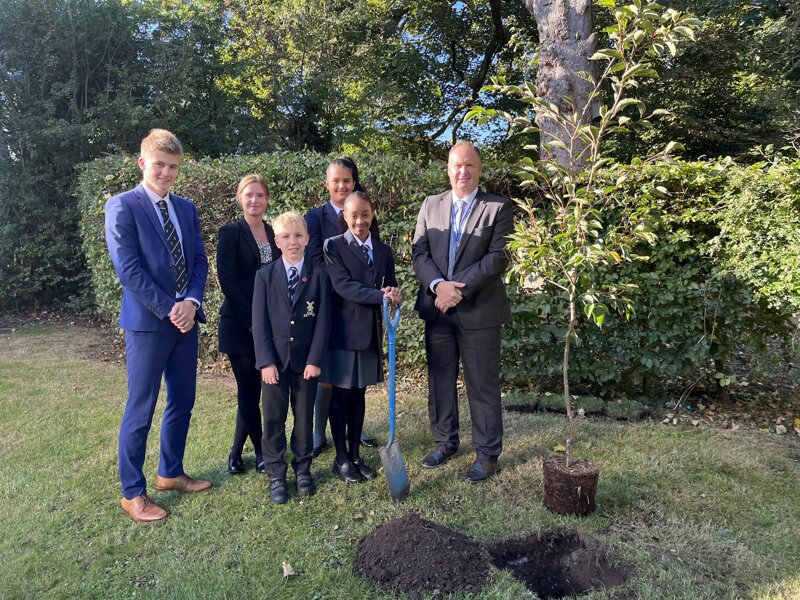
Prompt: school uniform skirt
<box><xmin>324</xmin><ymin>348</ymin><xmax>383</xmax><ymax>388</ymax></box>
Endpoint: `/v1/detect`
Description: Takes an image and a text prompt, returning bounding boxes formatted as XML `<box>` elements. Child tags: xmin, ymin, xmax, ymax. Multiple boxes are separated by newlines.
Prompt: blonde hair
<box><xmin>272</xmin><ymin>211</ymin><xmax>307</xmax><ymax>235</ymax></box>
<box><xmin>237</xmin><ymin>173</ymin><xmax>270</xmax><ymax>198</ymax></box>
<box><xmin>140</xmin><ymin>129</ymin><xmax>184</xmax><ymax>157</ymax></box>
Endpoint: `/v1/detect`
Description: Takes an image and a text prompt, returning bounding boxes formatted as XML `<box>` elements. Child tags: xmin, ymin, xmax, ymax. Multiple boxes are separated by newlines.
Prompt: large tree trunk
<box><xmin>525</xmin><ymin>0</ymin><xmax>597</xmax><ymax>169</ymax></box>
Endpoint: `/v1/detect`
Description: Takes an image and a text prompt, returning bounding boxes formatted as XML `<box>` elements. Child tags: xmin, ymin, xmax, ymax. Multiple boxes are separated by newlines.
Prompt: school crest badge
<box><xmin>304</xmin><ymin>301</ymin><xmax>316</xmax><ymax>318</ymax></box>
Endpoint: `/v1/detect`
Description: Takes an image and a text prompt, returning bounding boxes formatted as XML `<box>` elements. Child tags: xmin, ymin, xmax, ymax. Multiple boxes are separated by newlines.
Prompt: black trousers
<box><xmin>425</xmin><ymin>311</ymin><xmax>503</xmax><ymax>460</ymax></box>
<box><xmin>228</xmin><ymin>353</ymin><xmax>263</xmax><ymax>458</ymax></box>
<box><xmin>261</xmin><ymin>369</ymin><xmax>317</xmax><ymax>479</ymax></box>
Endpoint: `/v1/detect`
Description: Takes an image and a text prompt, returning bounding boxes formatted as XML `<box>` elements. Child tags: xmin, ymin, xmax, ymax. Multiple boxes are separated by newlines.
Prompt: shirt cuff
<box><xmin>430</xmin><ymin>278</ymin><xmax>445</xmax><ymax>294</ymax></box>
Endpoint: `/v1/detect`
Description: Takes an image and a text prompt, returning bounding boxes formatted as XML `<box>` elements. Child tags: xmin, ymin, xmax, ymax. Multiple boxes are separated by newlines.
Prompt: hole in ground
<box><xmin>488</xmin><ymin>530</ymin><xmax>630</xmax><ymax>599</ymax></box>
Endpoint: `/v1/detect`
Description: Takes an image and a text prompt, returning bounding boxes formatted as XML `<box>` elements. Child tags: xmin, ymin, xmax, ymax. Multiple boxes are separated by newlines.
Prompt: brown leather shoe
<box><xmin>155</xmin><ymin>474</ymin><xmax>213</xmax><ymax>493</ymax></box>
<box><xmin>120</xmin><ymin>494</ymin><xmax>168</xmax><ymax>523</ymax></box>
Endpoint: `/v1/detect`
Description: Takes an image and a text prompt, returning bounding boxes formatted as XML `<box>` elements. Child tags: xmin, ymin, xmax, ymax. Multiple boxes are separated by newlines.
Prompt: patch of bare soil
<box><xmin>354</xmin><ymin>513</ymin><xmax>490</xmax><ymax>598</ymax></box>
<box><xmin>488</xmin><ymin>530</ymin><xmax>630</xmax><ymax>599</ymax></box>
<box><xmin>355</xmin><ymin>514</ymin><xmax>630</xmax><ymax>599</ymax></box>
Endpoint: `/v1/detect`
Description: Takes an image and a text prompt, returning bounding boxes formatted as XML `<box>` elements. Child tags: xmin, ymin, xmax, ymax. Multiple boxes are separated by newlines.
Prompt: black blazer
<box><xmin>217</xmin><ymin>218</ymin><xmax>279</xmax><ymax>355</ymax></box>
<box><xmin>252</xmin><ymin>259</ymin><xmax>331</xmax><ymax>373</ymax></box>
<box><xmin>323</xmin><ymin>231</ymin><xmax>397</xmax><ymax>352</ymax></box>
<box><xmin>305</xmin><ymin>201</ymin><xmax>340</xmax><ymax>267</ymax></box>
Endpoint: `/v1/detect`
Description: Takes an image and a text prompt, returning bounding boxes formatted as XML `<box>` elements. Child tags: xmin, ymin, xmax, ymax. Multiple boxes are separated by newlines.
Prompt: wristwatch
<box><xmin>189</xmin><ymin>299</ymin><xmax>200</xmax><ymax>309</ymax></box>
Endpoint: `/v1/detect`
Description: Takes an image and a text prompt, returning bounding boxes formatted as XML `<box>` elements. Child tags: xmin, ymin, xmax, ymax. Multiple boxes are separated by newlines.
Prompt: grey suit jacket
<box><xmin>411</xmin><ymin>188</ymin><xmax>513</xmax><ymax>329</ymax></box>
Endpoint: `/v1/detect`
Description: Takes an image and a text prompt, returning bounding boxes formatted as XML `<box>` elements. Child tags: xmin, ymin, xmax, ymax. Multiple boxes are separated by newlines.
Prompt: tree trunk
<box><xmin>525</xmin><ymin>0</ymin><xmax>597</xmax><ymax>169</ymax></box>
<box><xmin>564</xmin><ymin>294</ymin><xmax>577</xmax><ymax>467</ymax></box>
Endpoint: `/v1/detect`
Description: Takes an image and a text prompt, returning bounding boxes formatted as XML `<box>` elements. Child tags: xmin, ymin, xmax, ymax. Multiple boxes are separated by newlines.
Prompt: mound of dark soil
<box><xmin>353</xmin><ymin>513</ymin><xmax>490</xmax><ymax>597</ymax></box>
<box><xmin>488</xmin><ymin>530</ymin><xmax>630</xmax><ymax>599</ymax></box>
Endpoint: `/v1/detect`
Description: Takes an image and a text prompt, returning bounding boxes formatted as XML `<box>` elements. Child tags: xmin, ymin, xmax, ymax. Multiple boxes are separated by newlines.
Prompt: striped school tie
<box><xmin>361</xmin><ymin>244</ymin><xmax>373</xmax><ymax>270</ymax></box>
<box><xmin>287</xmin><ymin>266</ymin><xmax>299</xmax><ymax>303</ymax></box>
<box><xmin>156</xmin><ymin>200</ymin><xmax>188</xmax><ymax>294</ymax></box>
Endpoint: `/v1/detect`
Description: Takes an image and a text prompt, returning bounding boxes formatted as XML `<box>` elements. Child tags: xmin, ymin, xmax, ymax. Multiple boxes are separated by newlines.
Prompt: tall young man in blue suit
<box><xmin>105</xmin><ymin>129</ymin><xmax>211</xmax><ymax>523</ymax></box>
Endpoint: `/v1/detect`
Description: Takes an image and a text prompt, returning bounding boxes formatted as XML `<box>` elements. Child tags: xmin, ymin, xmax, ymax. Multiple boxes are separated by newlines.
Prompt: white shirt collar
<box><xmin>353</xmin><ymin>233</ymin><xmax>372</xmax><ymax>249</ymax></box>
<box><xmin>452</xmin><ymin>187</ymin><xmax>479</xmax><ymax>205</ymax></box>
<box><xmin>142</xmin><ymin>184</ymin><xmax>169</xmax><ymax>205</ymax></box>
<box><xmin>281</xmin><ymin>256</ymin><xmax>304</xmax><ymax>274</ymax></box>
<box><xmin>328</xmin><ymin>199</ymin><xmax>343</xmax><ymax>215</ymax></box>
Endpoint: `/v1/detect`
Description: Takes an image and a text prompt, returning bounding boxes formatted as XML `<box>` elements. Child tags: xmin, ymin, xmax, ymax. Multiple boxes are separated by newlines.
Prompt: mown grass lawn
<box><xmin>1</xmin><ymin>324</ymin><xmax>799</xmax><ymax>600</ymax></box>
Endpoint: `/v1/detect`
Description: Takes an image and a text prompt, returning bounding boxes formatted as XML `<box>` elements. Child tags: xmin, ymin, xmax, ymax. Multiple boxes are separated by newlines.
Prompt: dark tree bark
<box><xmin>525</xmin><ymin>0</ymin><xmax>597</xmax><ymax>168</ymax></box>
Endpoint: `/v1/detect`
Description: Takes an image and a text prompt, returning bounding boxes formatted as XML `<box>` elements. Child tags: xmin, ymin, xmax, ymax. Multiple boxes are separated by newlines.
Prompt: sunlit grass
<box><xmin>1</xmin><ymin>325</ymin><xmax>798</xmax><ymax>599</ymax></box>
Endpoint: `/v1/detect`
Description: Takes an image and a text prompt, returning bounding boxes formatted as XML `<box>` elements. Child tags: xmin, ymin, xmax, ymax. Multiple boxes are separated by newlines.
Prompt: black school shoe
<box><xmin>332</xmin><ymin>460</ymin><xmax>365</xmax><ymax>484</ymax></box>
<box><xmin>296</xmin><ymin>473</ymin><xmax>316</xmax><ymax>497</ymax></box>
<box><xmin>269</xmin><ymin>477</ymin><xmax>288</xmax><ymax>504</ymax></box>
<box><xmin>312</xmin><ymin>439</ymin><xmax>328</xmax><ymax>458</ymax></box>
<box><xmin>353</xmin><ymin>458</ymin><xmax>377</xmax><ymax>480</ymax></box>
<box><xmin>255</xmin><ymin>454</ymin><xmax>266</xmax><ymax>475</ymax></box>
<box><xmin>228</xmin><ymin>455</ymin><xmax>245</xmax><ymax>474</ymax></box>
<box><xmin>359</xmin><ymin>434</ymin><xmax>379</xmax><ymax>448</ymax></box>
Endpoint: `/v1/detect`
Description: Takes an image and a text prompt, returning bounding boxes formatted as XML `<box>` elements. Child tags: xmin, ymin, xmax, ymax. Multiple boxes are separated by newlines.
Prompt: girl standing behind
<box><xmin>323</xmin><ymin>191</ymin><xmax>401</xmax><ymax>483</ymax></box>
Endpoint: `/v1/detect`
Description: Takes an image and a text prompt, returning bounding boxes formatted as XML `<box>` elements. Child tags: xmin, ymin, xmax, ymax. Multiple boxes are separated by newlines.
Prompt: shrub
<box><xmin>76</xmin><ymin>151</ymin><xmax>518</xmax><ymax>363</ymax></box>
<box><xmin>501</xmin><ymin>159</ymin><xmax>798</xmax><ymax>395</ymax></box>
<box><xmin>78</xmin><ymin>152</ymin><xmax>798</xmax><ymax>394</ymax></box>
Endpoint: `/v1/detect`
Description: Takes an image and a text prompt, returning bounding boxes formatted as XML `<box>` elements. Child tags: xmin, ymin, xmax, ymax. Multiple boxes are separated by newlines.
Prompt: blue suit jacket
<box><xmin>105</xmin><ymin>184</ymin><xmax>208</xmax><ymax>331</ymax></box>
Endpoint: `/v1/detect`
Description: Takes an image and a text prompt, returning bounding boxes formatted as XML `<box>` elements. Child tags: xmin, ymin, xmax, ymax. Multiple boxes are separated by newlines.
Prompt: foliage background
<box><xmin>77</xmin><ymin>152</ymin><xmax>799</xmax><ymax>396</ymax></box>
<box><xmin>2</xmin><ymin>0</ymin><xmax>798</xmax><ymax>313</ymax></box>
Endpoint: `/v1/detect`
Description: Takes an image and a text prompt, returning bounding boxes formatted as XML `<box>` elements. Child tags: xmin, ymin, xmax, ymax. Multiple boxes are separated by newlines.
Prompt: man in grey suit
<box><xmin>412</xmin><ymin>141</ymin><xmax>514</xmax><ymax>482</ymax></box>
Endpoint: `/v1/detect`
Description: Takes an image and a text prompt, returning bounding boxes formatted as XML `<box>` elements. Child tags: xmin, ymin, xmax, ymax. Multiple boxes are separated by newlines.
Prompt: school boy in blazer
<box><xmin>252</xmin><ymin>212</ymin><xmax>331</xmax><ymax>504</ymax></box>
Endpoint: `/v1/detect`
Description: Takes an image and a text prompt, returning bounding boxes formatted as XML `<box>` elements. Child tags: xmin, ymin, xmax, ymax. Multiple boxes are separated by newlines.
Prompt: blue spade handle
<box><xmin>382</xmin><ymin>298</ymin><xmax>401</xmax><ymax>447</ymax></box>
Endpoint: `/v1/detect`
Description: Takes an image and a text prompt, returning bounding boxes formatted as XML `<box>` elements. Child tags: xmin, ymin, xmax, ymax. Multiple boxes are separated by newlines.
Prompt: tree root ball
<box><xmin>542</xmin><ymin>454</ymin><xmax>599</xmax><ymax>515</ymax></box>
<box><xmin>353</xmin><ymin>513</ymin><xmax>490</xmax><ymax>597</ymax></box>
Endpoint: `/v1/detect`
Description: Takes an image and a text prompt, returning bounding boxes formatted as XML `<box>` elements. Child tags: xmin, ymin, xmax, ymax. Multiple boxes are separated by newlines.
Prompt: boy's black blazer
<box><xmin>323</xmin><ymin>230</ymin><xmax>397</xmax><ymax>352</ymax></box>
<box><xmin>252</xmin><ymin>259</ymin><xmax>331</xmax><ymax>373</ymax></box>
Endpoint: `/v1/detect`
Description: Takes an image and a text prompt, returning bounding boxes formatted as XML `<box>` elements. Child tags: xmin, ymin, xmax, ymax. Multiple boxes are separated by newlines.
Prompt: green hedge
<box><xmin>76</xmin><ymin>151</ymin><xmax>517</xmax><ymax>367</ymax></box>
<box><xmin>77</xmin><ymin>152</ymin><xmax>799</xmax><ymax>395</ymax></box>
<box><xmin>502</xmin><ymin>157</ymin><xmax>799</xmax><ymax>395</ymax></box>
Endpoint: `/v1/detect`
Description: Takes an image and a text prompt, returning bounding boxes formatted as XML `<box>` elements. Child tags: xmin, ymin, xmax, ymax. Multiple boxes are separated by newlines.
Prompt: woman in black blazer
<box><xmin>218</xmin><ymin>174</ymin><xmax>280</xmax><ymax>474</ymax></box>
<box><xmin>323</xmin><ymin>191</ymin><xmax>401</xmax><ymax>484</ymax></box>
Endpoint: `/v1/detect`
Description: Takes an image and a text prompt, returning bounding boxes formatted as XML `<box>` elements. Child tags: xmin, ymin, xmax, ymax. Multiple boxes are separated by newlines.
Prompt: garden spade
<box><xmin>380</xmin><ymin>298</ymin><xmax>409</xmax><ymax>501</ymax></box>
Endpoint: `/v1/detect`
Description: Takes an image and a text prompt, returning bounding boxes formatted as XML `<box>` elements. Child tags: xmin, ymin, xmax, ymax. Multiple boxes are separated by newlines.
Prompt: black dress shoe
<box><xmin>359</xmin><ymin>434</ymin><xmax>379</xmax><ymax>448</ymax></box>
<box><xmin>353</xmin><ymin>458</ymin><xmax>377</xmax><ymax>480</ymax></box>
<box><xmin>296</xmin><ymin>473</ymin><xmax>316</xmax><ymax>497</ymax></box>
<box><xmin>421</xmin><ymin>445</ymin><xmax>457</xmax><ymax>468</ymax></box>
<box><xmin>269</xmin><ymin>478</ymin><xmax>288</xmax><ymax>504</ymax></box>
<box><xmin>466</xmin><ymin>459</ymin><xmax>497</xmax><ymax>483</ymax></box>
<box><xmin>332</xmin><ymin>460</ymin><xmax>365</xmax><ymax>484</ymax></box>
<box><xmin>228</xmin><ymin>455</ymin><xmax>245</xmax><ymax>475</ymax></box>
<box><xmin>255</xmin><ymin>454</ymin><xmax>266</xmax><ymax>475</ymax></box>
<box><xmin>312</xmin><ymin>440</ymin><xmax>328</xmax><ymax>458</ymax></box>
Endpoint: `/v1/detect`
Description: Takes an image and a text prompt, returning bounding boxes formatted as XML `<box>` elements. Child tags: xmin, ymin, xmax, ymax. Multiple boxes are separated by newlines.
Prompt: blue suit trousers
<box><xmin>119</xmin><ymin>326</ymin><xmax>198</xmax><ymax>499</ymax></box>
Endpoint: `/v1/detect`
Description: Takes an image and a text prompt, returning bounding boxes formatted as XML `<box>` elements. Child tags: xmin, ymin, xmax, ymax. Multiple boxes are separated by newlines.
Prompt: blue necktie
<box><xmin>361</xmin><ymin>244</ymin><xmax>373</xmax><ymax>270</ymax></box>
<box><xmin>447</xmin><ymin>200</ymin><xmax>465</xmax><ymax>279</ymax></box>
<box><xmin>156</xmin><ymin>200</ymin><xmax>188</xmax><ymax>295</ymax></box>
<box><xmin>287</xmin><ymin>266</ymin><xmax>299</xmax><ymax>303</ymax></box>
